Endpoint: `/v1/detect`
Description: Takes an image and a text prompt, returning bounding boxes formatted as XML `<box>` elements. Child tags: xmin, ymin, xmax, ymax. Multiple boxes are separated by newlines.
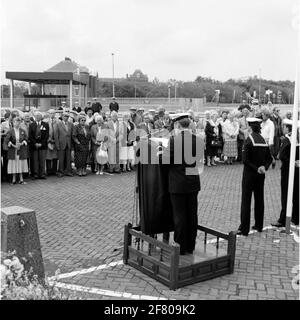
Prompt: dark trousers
<box><xmin>46</xmin><ymin>159</ymin><xmax>58</xmax><ymax>175</ymax></box>
<box><xmin>237</xmin><ymin>138</ymin><xmax>244</xmax><ymax>161</ymax></box>
<box><xmin>33</xmin><ymin>149</ymin><xmax>46</xmax><ymax>177</ymax></box>
<box><xmin>58</xmin><ymin>147</ymin><xmax>72</xmax><ymax>174</ymax></box>
<box><xmin>1</xmin><ymin>150</ymin><xmax>8</xmax><ymax>182</ymax></box>
<box><xmin>278</xmin><ymin>168</ymin><xmax>299</xmax><ymax>225</ymax></box>
<box><xmin>273</xmin><ymin>136</ymin><xmax>281</xmax><ymax>159</ymax></box>
<box><xmin>29</xmin><ymin>151</ymin><xmax>35</xmax><ymax>176</ymax></box>
<box><xmin>240</xmin><ymin>171</ymin><xmax>265</xmax><ymax>235</ymax></box>
<box><xmin>170</xmin><ymin>192</ymin><xmax>198</xmax><ymax>254</ymax></box>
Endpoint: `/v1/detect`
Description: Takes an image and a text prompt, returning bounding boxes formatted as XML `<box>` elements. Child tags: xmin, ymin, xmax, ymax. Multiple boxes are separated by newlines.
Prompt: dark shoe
<box><xmin>10</xmin><ymin>181</ymin><xmax>17</xmax><ymax>185</ymax></box>
<box><xmin>33</xmin><ymin>175</ymin><xmax>39</xmax><ymax>179</ymax></box>
<box><xmin>57</xmin><ymin>173</ymin><xmax>64</xmax><ymax>178</ymax></box>
<box><xmin>39</xmin><ymin>176</ymin><xmax>46</xmax><ymax>180</ymax></box>
<box><xmin>66</xmin><ymin>173</ymin><xmax>73</xmax><ymax>177</ymax></box>
<box><xmin>236</xmin><ymin>230</ymin><xmax>248</xmax><ymax>236</ymax></box>
<box><xmin>251</xmin><ymin>225</ymin><xmax>262</xmax><ymax>232</ymax></box>
<box><xmin>114</xmin><ymin>170</ymin><xmax>121</xmax><ymax>174</ymax></box>
<box><xmin>271</xmin><ymin>222</ymin><xmax>284</xmax><ymax>228</ymax></box>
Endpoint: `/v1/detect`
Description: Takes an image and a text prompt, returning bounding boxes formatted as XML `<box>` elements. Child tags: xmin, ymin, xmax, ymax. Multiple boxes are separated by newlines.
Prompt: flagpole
<box><xmin>285</xmin><ymin>6</ymin><xmax>300</xmax><ymax>234</ymax></box>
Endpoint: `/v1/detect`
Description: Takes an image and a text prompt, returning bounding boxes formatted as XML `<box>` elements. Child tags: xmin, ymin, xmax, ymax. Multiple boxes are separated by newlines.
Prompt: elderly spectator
<box><xmin>72</xmin><ymin>101</ymin><xmax>82</xmax><ymax>113</ymax></box>
<box><xmin>137</xmin><ymin>113</ymin><xmax>153</xmax><ymax>139</ymax></box>
<box><xmin>3</xmin><ymin>117</ymin><xmax>28</xmax><ymax>184</ymax></box>
<box><xmin>261</xmin><ymin>107</ymin><xmax>276</xmax><ymax>168</ymax></box>
<box><xmin>154</xmin><ymin>109</ymin><xmax>165</xmax><ymax>129</ymax></box>
<box><xmin>238</xmin><ymin>100</ymin><xmax>251</xmax><ymax>112</ymax></box>
<box><xmin>285</xmin><ymin>111</ymin><xmax>292</xmax><ymax>120</ymax></box>
<box><xmin>204</xmin><ymin>110</ymin><xmax>218</xmax><ymax>166</ymax></box>
<box><xmin>1</xmin><ymin>112</ymin><xmax>12</xmax><ymax>182</ymax></box>
<box><xmin>109</xmin><ymin>97</ymin><xmax>119</xmax><ymax>113</ymax></box>
<box><xmin>91</xmin><ymin>97</ymin><xmax>102</xmax><ymax>114</ymax></box>
<box><xmin>120</xmin><ymin>113</ymin><xmax>136</xmax><ymax>172</ymax></box>
<box><xmin>54</xmin><ymin>112</ymin><xmax>73</xmax><ymax>177</ymax></box>
<box><xmin>261</xmin><ymin>107</ymin><xmax>275</xmax><ymax>146</ymax></box>
<box><xmin>223</xmin><ymin>112</ymin><xmax>239</xmax><ymax>164</ymax></box>
<box><xmin>84</xmin><ymin>101</ymin><xmax>92</xmax><ymax>114</ymax></box>
<box><xmin>237</xmin><ymin>108</ymin><xmax>250</xmax><ymax>161</ymax></box>
<box><xmin>46</xmin><ymin>109</ymin><xmax>58</xmax><ymax>176</ymax></box>
<box><xmin>72</xmin><ymin>114</ymin><xmax>91</xmax><ymax>176</ymax></box>
<box><xmin>129</xmin><ymin>107</ymin><xmax>137</xmax><ymax>124</ymax></box>
<box><xmin>212</xmin><ymin>110</ymin><xmax>223</xmax><ymax>161</ymax></box>
<box><xmin>134</xmin><ymin>108</ymin><xmax>144</xmax><ymax>127</ymax></box>
<box><xmin>91</xmin><ymin>115</ymin><xmax>108</xmax><ymax>175</ymax></box>
<box><xmin>28</xmin><ymin>112</ymin><xmax>49</xmax><ymax>179</ymax></box>
<box><xmin>85</xmin><ymin>108</ymin><xmax>94</xmax><ymax>126</ymax></box>
<box><xmin>270</xmin><ymin>106</ymin><xmax>283</xmax><ymax>159</ymax></box>
<box><xmin>106</xmin><ymin>111</ymin><xmax>123</xmax><ymax>173</ymax></box>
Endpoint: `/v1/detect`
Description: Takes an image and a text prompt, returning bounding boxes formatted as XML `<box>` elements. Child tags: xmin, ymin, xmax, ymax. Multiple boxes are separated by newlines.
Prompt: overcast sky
<box><xmin>0</xmin><ymin>0</ymin><xmax>299</xmax><ymax>83</ymax></box>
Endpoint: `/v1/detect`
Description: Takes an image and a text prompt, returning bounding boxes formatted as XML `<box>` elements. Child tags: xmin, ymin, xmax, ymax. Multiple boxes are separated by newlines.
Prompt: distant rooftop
<box><xmin>46</xmin><ymin>57</ymin><xmax>89</xmax><ymax>74</ymax></box>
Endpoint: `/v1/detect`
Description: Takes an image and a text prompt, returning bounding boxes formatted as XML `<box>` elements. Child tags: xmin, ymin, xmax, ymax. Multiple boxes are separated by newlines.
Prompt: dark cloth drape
<box><xmin>137</xmin><ymin>138</ymin><xmax>174</xmax><ymax>235</ymax></box>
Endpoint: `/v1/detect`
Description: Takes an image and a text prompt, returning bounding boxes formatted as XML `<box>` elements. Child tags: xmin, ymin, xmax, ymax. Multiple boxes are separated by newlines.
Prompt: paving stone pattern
<box><xmin>1</xmin><ymin>161</ymin><xmax>299</xmax><ymax>300</ymax></box>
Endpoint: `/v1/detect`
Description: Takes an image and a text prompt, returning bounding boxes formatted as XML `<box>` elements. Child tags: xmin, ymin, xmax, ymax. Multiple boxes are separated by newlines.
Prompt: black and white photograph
<box><xmin>0</xmin><ymin>0</ymin><xmax>299</xmax><ymax>306</ymax></box>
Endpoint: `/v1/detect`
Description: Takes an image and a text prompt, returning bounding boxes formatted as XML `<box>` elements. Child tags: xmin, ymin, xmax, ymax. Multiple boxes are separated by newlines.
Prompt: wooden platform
<box><xmin>123</xmin><ymin>224</ymin><xmax>237</xmax><ymax>290</ymax></box>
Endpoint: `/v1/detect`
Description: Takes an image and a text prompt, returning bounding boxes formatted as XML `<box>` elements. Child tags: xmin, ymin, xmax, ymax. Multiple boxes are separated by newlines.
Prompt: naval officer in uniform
<box><xmin>237</xmin><ymin>117</ymin><xmax>273</xmax><ymax>236</ymax></box>
<box><xmin>160</xmin><ymin>114</ymin><xmax>204</xmax><ymax>255</ymax></box>
<box><xmin>271</xmin><ymin>119</ymin><xmax>299</xmax><ymax>227</ymax></box>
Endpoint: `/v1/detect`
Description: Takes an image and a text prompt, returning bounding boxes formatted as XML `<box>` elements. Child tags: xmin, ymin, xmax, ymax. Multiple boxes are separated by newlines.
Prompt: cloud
<box><xmin>1</xmin><ymin>0</ymin><xmax>298</xmax><ymax>83</ymax></box>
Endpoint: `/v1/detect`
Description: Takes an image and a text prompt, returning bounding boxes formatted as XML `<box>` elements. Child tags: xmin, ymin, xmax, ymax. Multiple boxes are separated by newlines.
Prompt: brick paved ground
<box><xmin>1</xmin><ymin>161</ymin><xmax>299</xmax><ymax>300</ymax></box>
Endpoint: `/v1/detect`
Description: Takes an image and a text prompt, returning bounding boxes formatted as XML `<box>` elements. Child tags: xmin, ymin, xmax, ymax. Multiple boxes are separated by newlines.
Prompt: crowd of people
<box><xmin>0</xmin><ymin>98</ymin><xmax>297</xmax><ymax>185</ymax></box>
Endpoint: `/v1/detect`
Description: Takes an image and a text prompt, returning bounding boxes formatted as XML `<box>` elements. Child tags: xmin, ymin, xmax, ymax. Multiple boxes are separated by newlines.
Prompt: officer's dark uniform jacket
<box><xmin>162</xmin><ymin>130</ymin><xmax>202</xmax><ymax>193</ymax></box>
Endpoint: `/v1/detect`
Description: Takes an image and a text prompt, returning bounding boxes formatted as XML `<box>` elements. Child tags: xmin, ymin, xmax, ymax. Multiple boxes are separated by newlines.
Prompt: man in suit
<box><xmin>271</xmin><ymin>119</ymin><xmax>299</xmax><ymax>227</ymax></box>
<box><xmin>237</xmin><ymin>118</ymin><xmax>273</xmax><ymax>236</ymax></box>
<box><xmin>54</xmin><ymin>112</ymin><xmax>74</xmax><ymax>177</ymax></box>
<box><xmin>28</xmin><ymin>112</ymin><xmax>49</xmax><ymax>179</ymax></box>
<box><xmin>109</xmin><ymin>97</ymin><xmax>119</xmax><ymax>113</ymax></box>
<box><xmin>46</xmin><ymin>109</ymin><xmax>58</xmax><ymax>176</ymax></box>
<box><xmin>106</xmin><ymin>111</ymin><xmax>123</xmax><ymax>173</ymax></box>
<box><xmin>160</xmin><ymin>114</ymin><xmax>204</xmax><ymax>255</ymax></box>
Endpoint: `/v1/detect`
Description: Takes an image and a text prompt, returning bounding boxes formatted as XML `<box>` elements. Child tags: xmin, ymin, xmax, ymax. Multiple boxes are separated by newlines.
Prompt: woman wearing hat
<box><xmin>3</xmin><ymin>117</ymin><xmax>29</xmax><ymax>184</ymax></box>
<box><xmin>91</xmin><ymin>115</ymin><xmax>109</xmax><ymax>175</ymax></box>
<box><xmin>271</xmin><ymin>119</ymin><xmax>299</xmax><ymax>227</ymax></box>
<box><xmin>72</xmin><ymin>114</ymin><xmax>91</xmax><ymax>176</ymax></box>
<box><xmin>204</xmin><ymin>110</ymin><xmax>218</xmax><ymax>166</ymax></box>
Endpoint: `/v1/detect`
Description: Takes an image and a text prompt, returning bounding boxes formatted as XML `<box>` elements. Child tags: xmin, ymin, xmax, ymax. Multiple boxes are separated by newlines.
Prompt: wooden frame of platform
<box><xmin>123</xmin><ymin>223</ymin><xmax>237</xmax><ymax>290</ymax></box>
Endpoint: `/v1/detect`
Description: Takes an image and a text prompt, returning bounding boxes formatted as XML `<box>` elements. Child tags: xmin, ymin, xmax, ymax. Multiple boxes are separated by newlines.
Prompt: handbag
<box><xmin>96</xmin><ymin>143</ymin><xmax>108</xmax><ymax>165</ymax></box>
<box><xmin>48</xmin><ymin>142</ymin><xmax>54</xmax><ymax>150</ymax></box>
<box><xmin>211</xmin><ymin>138</ymin><xmax>222</xmax><ymax>148</ymax></box>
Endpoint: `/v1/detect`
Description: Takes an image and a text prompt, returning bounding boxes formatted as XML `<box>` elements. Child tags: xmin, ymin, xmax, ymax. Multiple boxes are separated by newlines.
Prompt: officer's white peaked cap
<box><xmin>247</xmin><ymin>117</ymin><xmax>262</xmax><ymax>123</ymax></box>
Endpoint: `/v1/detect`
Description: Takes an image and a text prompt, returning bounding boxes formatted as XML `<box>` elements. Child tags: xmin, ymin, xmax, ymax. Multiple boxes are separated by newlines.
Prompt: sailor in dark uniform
<box><xmin>160</xmin><ymin>114</ymin><xmax>204</xmax><ymax>254</ymax></box>
<box><xmin>237</xmin><ymin>117</ymin><xmax>273</xmax><ymax>236</ymax></box>
<box><xmin>271</xmin><ymin>119</ymin><xmax>299</xmax><ymax>227</ymax></box>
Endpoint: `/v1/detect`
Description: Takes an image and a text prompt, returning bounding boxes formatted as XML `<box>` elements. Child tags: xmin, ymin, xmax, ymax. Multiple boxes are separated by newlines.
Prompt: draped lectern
<box><xmin>123</xmin><ymin>134</ymin><xmax>237</xmax><ymax>290</ymax></box>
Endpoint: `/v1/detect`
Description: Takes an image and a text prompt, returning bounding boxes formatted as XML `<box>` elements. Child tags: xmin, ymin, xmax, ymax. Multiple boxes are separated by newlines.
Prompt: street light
<box><xmin>112</xmin><ymin>53</ymin><xmax>115</xmax><ymax>97</ymax></box>
<box><xmin>168</xmin><ymin>84</ymin><xmax>171</xmax><ymax>103</ymax></box>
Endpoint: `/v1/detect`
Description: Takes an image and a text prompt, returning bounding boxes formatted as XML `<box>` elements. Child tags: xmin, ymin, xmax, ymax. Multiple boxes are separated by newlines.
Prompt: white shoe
<box><xmin>96</xmin><ymin>171</ymin><xmax>100</xmax><ymax>175</ymax></box>
<box><xmin>100</xmin><ymin>172</ymin><xmax>104</xmax><ymax>175</ymax></box>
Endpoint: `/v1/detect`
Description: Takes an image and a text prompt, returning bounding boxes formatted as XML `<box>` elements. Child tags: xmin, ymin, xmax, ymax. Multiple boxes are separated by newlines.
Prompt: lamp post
<box><xmin>174</xmin><ymin>82</ymin><xmax>177</xmax><ymax>103</ymax></box>
<box><xmin>112</xmin><ymin>53</ymin><xmax>115</xmax><ymax>97</ymax></box>
<box><xmin>168</xmin><ymin>84</ymin><xmax>171</xmax><ymax>103</ymax></box>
